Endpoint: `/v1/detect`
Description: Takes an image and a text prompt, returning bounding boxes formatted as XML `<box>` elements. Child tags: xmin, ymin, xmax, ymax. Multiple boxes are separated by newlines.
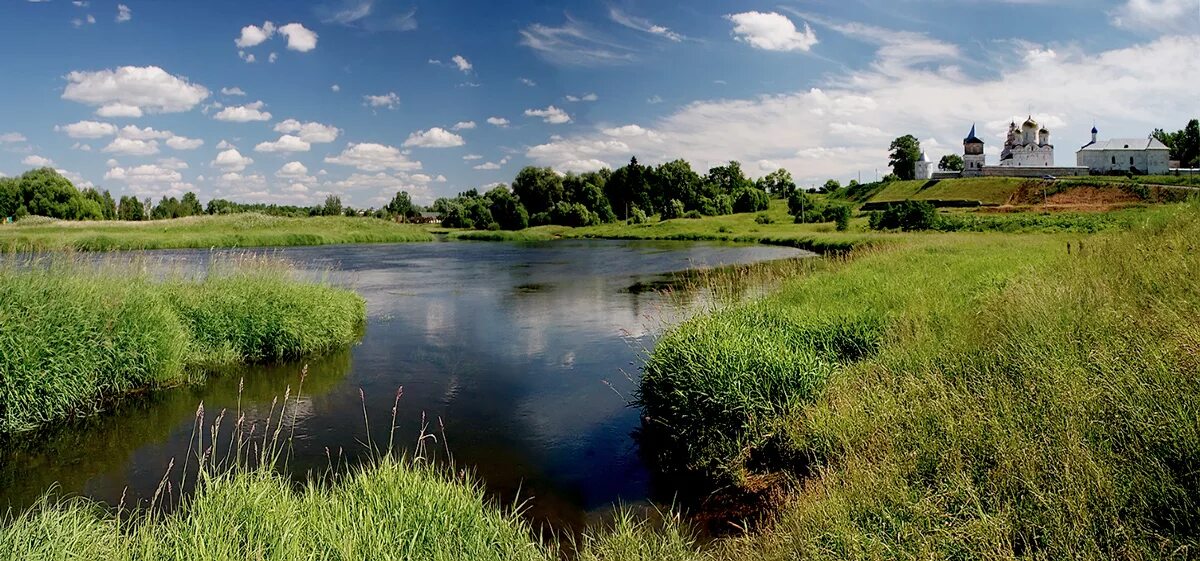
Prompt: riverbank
<box><xmin>0</xmin><ymin>213</ymin><xmax>433</xmax><ymax>251</ymax></box>
<box><xmin>637</xmin><ymin>201</ymin><xmax>1200</xmax><ymax>558</ymax></box>
<box><xmin>0</xmin><ymin>255</ymin><xmax>365</xmax><ymax>433</ymax></box>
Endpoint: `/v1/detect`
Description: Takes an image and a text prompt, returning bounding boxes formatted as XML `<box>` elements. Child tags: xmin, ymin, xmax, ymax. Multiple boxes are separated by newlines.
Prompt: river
<box><xmin>0</xmin><ymin>239</ymin><xmax>811</xmax><ymax>528</ymax></box>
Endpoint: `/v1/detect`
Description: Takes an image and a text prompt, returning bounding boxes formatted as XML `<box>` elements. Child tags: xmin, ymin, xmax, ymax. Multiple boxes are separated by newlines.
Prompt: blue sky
<box><xmin>0</xmin><ymin>0</ymin><xmax>1197</xmax><ymax>207</ymax></box>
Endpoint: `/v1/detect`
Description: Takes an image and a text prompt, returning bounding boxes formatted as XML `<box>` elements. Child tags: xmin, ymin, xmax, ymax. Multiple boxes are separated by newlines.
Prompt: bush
<box><xmin>684</xmin><ymin>210</ymin><xmax>702</xmax><ymax>219</ymax></box>
<box><xmin>628</xmin><ymin>207</ymin><xmax>648</xmax><ymax>224</ymax></box>
<box><xmin>661</xmin><ymin>199</ymin><xmax>686</xmax><ymax>220</ymax></box>
<box><xmin>869</xmin><ymin>200</ymin><xmax>938</xmax><ymax>231</ymax></box>
<box><xmin>755</xmin><ymin>213</ymin><xmax>774</xmax><ymax>225</ymax></box>
<box><xmin>732</xmin><ymin>187</ymin><xmax>770</xmax><ymax>213</ymax></box>
<box><xmin>831</xmin><ymin>204</ymin><xmax>851</xmax><ymax>231</ymax></box>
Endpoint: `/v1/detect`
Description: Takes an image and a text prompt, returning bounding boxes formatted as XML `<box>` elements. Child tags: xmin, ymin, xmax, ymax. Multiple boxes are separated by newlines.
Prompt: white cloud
<box><xmin>325</xmin><ymin>142</ymin><xmax>421</xmax><ymax>171</ymax></box>
<box><xmin>486</xmin><ymin>116</ymin><xmax>510</xmax><ymax>127</ymax></box>
<box><xmin>462</xmin><ymin>154</ymin><xmax>483</xmax><ymax>160</ymax></box>
<box><xmin>519</xmin><ymin>18</ymin><xmax>635</xmax><ymax>66</ymax></box>
<box><xmin>525</xmin><ymin>34</ymin><xmax>1200</xmax><ymax>185</ymax></box>
<box><xmin>646</xmin><ymin>95</ymin><xmax>663</xmax><ymax>104</ymax></box>
<box><xmin>213</xmin><ymin>101</ymin><xmax>272</xmax><ymax>122</ymax></box>
<box><xmin>238</xmin><ymin>50</ymin><xmax>256</xmax><ymax>63</ymax></box>
<box><xmin>56</xmin><ymin>169</ymin><xmax>94</xmax><ymax>189</ymax></box>
<box><xmin>565</xmin><ymin>93</ymin><xmax>598</xmax><ymax>102</ymax></box>
<box><xmin>71</xmin><ymin>142</ymin><xmax>92</xmax><ymax>151</ymax></box>
<box><xmin>363</xmin><ymin>92</ymin><xmax>400</xmax><ymax>109</ymax></box>
<box><xmin>215</xmin><ymin>140</ymin><xmax>234</xmax><ymax>150</ymax></box>
<box><xmin>602</xmin><ymin>124</ymin><xmax>657</xmax><ymax>139</ymax></box>
<box><xmin>221</xmin><ymin>86</ymin><xmax>246</xmax><ymax>96</ymax></box>
<box><xmin>22</xmin><ymin>155</ymin><xmax>54</xmax><ymax>167</ymax></box>
<box><xmin>450</xmin><ymin>54</ymin><xmax>472</xmax><ymax>73</ymax></box>
<box><xmin>255</xmin><ymin>134</ymin><xmax>312</xmax><ymax>153</ymax></box>
<box><xmin>212</xmin><ymin>148</ymin><xmax>254</xmax><ymax>171</ymax></box>
<box><xmin>165</xmin><ymin>135</ymin><xmax>203</xmax><ymax>150</ymax></box>
<box><xmin>1109</xmin><ymin>0</ymin><xmax>1198</xmax><ymax>32</ymax></box>
<box><xmin>331</xmin><ymin>84</ymin><xmax>341</xmax><ymax>92</ymax></box>
<box><xmin>273</xmin><ymin>119</ymin><xmax>340</xmax><ymax>143</ymax></box>
<box><xmin>275</xmin><ymin>161</ymin><xmax>311</xmax><ymax>180</ymax></box>
<box><xmin>609</xmin><ymin>7</ymin><xmax>684</xmax><ymax>42</ymax></box>
<box><xmin>403</xmin><ymin>127</ymin><xmax>465</xmax><ymax>148</ymax></box>
<box><xmin>103</xmin><ymin>137</ymin><xmax>159</xmax><ymax>156</ymax></box>
<box><xmin>524</xmin><ymin>105</ymin><xmax>571</xmax><ymax>124</ymax></box>
<box><xmin>473</xmin><ymin>161</ymin><xmax>502</xmax><ymax>170</ymax></box>
<box><xmin>56</xmin><ymin>120</ymin><xmax>116</xmax><ymax>138</ymax></box>
<box><xmin>71</xmin><ymin>14</ymin><xmax>95</xmax><ymax>28</ymax></box>
<box><xmin>726</xmin><ymin>11</ymin><xmax>818</xmax><ymax>52</ymax></box>
<box><xmin>95</xmin><ymin>103</ymin><xmax>144</xmax><ymax>118</ymax></box>
<box><xmin>105</xmin><ymin>164</ymin><xmax>182</xmax><ymax>185</ymax></box>
<box><xmin>115</xmin><ymin>3</ymin><xmax>130</xmax><ymax>23</ymax></box>
<box><xmin>278</xmin><ymin>23</ymin><xmax>318</xmax><ymax>52</ymax></box>
<box><xmin>118</xmin><ymin>125</ymin><xmax>171</xmax><ymax>140</ymax></box>
<box><xmin>235</xmin><ymin>21</ymin><xmax>275</xmax><ymax>48</ymax></box>
<box><xmin>268</xmin><ymin>52</ymin><xmax>278</xmax><ymax>63</ymax></box>
<box><xmin>157</xmin><ymin>157</ymin><xmax>189</xmax><ymax>170</ymax></box>
<box><xmin>452</xmin><ymin>121</ymin><xmax>476</xmax><ymax>131</ymax></box>
<box><xmin>520</xmin><ymin>78</ymin><xmax>537</xmax><ymax>87</ymax></box>
<box><xmin>63</xmin><ymin>66</ymin><xmax>210</xmax><ymax>115</ymax></box>
<box><xmin>0</xmin><ymin>132</ymin><xmax>26</xmax><ymax>143</ymax></box>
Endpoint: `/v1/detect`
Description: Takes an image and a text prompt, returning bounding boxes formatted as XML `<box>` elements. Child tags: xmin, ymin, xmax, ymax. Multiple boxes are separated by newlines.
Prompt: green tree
<box><xmin>705</xmin><ymin>161</ymin><xmax>752</xmax><ymax>195</ymax></box>
<box><xmin>512</xmin><ymin>166</ymin><xmax>564</xmax><ymax>216</ymax></box>
<box><xmin>888</xmin><ymin>135</ymin><xmax>922</xmax><ymax>180</ymax></box>
<box><xmin>1182</xmin><ymin>119</ymin><xmax>1200</xmax><ymax>167</ymax></box>
<box><xmin>756</xmin><ymin>168</ymin><xmax>797</xmax><ymax>199</ymax></box>
<box><xmin>563</xmin><ymin>172</ymin><xmax>616</xmax><ymax>223</ymax></box>
<box><xmin>869</xmin><ymin>200</ymin><xmax>938</xmax><ymax>231</ymax></box>
<box><xmin>661</xmin><ymin>199</ymin><xmax>685</xmax><ymax>220</ymax></box>
<box><xmin>386</xmin><ymin>191</ymin><xmax>415</xmax><ymax>220</ymax></box>
<box><xmin>180</xmin><ymin>192</ymin><xmax>203</xmax><ymax>217</ymax></box>
<box><xmin>117</xmin><ymin>195</ymin><xmax>145</xmax><ymax>220</ymax></box>
<box><xmin>0</xmin><ymin>177</ymin><xmax>18</xmax><ymax>219</ymax></box>
<box><xmin>938</xmin><ymin>154</ymin><xmax>964</xmax><ymax>171</ymax></box>
<box><xmin>485</xmin><ymin>186</ymin><xmax>529</xmax><ymax>230</ymax></box>
<box><xmin>606</xmin><ymin>157</ymin><xmax>653</xmax><ymax>219</ymax></box>
<box><xmin>732</xmin><ymin>187</ymin><xmax>769</xmax><ymax>213</ymax></box>
<box><xmin>821</xmin><ymin>179</ymin><xmax>841</xmax><ymax>194</ymax></box>
<box><xmin>322</xmin><ymin>195</ymin><xmax>343</xmax><ymax>216</ymax></box>
<box><xmin>650</xmin><ymin>159</ymin><xmax>702</xmax><ymax>210</ymax></box>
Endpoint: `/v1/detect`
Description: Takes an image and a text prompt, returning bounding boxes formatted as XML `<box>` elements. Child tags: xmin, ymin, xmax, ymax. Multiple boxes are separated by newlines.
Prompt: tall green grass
<box><xmin>0</xmin><ymin>255</ymin><xmax>365</xmax><ymax>433</ymax></box>
<box><xmin>637</xmin><ymin>203</ymin><xmax>1200</xmax><ymax>558</ymax></box>
<box><xmin>0</xmin><ymin>213</ymin><xmax>434</xmax><ymax>252</ymax></box>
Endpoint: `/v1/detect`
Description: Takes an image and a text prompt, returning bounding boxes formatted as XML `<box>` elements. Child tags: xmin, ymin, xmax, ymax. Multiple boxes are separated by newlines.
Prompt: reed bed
<box><xmin>0</xmin><ymin>253</ymin><xmax>365</xmax><ymax>433</ymax></box>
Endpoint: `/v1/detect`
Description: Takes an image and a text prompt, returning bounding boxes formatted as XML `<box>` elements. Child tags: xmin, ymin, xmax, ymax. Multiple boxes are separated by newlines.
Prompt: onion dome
<box><xmin>1022</xmin><ymin>115</ymin><xmax>1038</xmax><ymax>129</ymax></box>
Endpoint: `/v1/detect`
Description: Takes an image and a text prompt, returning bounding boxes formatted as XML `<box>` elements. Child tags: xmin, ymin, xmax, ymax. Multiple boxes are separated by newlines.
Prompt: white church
<box><xmin>916</xmin><ymin>116</ymin><xmax>1168</xmax><ymax>179</ymax></box>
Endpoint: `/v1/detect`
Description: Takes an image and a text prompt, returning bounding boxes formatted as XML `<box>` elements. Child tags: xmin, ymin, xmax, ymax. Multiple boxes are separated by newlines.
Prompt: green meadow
<box><xmin>0</xmin><ymin>213</ymin><xmax>433</xmax><ymax>251</ymax></box>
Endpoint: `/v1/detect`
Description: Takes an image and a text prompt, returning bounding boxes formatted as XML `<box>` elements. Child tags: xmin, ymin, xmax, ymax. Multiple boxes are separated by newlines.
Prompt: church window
<box><xmin>1112</xmin><ymin>156</ymin><xmax>1116</xmax><ymax>164</ymax></box>
<box><xmin>1130</xmin><ymin>157</ymin><xmax>1135</xmax><ymax>165</ymax></box>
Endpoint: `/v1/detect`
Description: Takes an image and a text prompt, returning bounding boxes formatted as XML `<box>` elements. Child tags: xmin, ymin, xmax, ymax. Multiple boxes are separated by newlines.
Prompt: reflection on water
<box><xmin>0</xmin><ymin>239</ymin><xmax>810</xmax><ymax>529</ymax></box>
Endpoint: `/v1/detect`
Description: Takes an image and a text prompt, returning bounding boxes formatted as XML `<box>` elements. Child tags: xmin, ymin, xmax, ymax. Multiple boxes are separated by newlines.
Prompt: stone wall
<box><xmin>981</xmin><ymin>166</ymin><xmax>1089</xmax><ymax>177</ymax></box>
<box><xmin>1077</xmin><ymin>150</ymin><xmax>1170</xmax><ymax>175</ymax></box>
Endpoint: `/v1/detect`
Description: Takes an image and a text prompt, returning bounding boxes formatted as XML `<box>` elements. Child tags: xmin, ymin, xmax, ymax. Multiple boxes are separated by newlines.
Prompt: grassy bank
<box><xmin>0</xmin><ymin>256</ymin><xmax>365</xmax><ymax>433</ymax></box>
<box><xmin>0</xmin><ymin>213</ymin><xmax>433</xmax><ymax>251</ymax></box>
<box><xmin>636</xmin><ymin>202</ymin><xmax>1200</xmax><ymax>558</ymax></box>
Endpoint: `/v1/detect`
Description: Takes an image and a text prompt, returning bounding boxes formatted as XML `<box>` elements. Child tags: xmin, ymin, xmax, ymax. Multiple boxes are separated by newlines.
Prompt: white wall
<box><xmin>1077</xmin><ymin>150</ymin><xmax>1170</xmax><ymax>174</ymax></box>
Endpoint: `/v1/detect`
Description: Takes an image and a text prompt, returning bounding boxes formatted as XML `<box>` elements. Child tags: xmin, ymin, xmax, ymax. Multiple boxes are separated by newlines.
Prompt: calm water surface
<box><xmin>1</xmin><ymin>239</ymin><xmax>809</xmax><ymax>528</ymax></box>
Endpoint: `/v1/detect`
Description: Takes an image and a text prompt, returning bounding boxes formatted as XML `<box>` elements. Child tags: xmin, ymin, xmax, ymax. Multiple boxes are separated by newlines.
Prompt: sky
<box><xmin>0</xmin><ymin>0</ymin><xmax>1197</xmax><ymax>207</ymax></box>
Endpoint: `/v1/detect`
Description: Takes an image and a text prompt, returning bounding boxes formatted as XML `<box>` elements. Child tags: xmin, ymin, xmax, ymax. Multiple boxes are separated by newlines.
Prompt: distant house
<box><xmin>410</xmin><ymin>212</ymin><xmax>441</xmax><ymax>225</ymax></box>
<box><xmin>1076</xmin><ymin>127</ymin><xmax>1170</xmax><ymax>175</ymax></box>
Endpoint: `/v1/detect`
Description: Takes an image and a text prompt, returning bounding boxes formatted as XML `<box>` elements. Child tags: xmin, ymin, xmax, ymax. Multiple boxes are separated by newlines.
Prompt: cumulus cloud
<box><xmin>726</xmin><ymin>11</ymin><xmax>818</xmax><ymax>52</ymax></box>
<box><xmin>62</xmin><ymin>66</ymin><xmax>210</xmax><ymax>115</ymax></box>
<box><xmin>213</xmin><ymin>101</ymin><xmax>272</xmax><ymax>122</ymax></box>
<box><xmin>451</xmin><ymin>54</ymin><xmax>472</xmax><ymax>73</ymax></box>
<box><xmin>115</xmin><ymin>3</ymin><xmax>130</xmax><ymax>23</ymax></box>
<box><xmin>331</xmin><ymin>84</ymin><xmax>341</xmax><ymax>92</ymax></box>
<box><xmin>278</xmin><ymin>23</ymin><xmax>318</xmax><ymax>52</ymax></box>
<box><xmin>486</xmin><ymin>116</ymin><xmax>510</xmax><ymax>127</ymax></box>
<box><xmin>275</xmin><ymin>161</ymin><xmax>311</xmax><ymax>180</ymax></box>
<box><xmin>221</xmin><ymin>86</ymin><xmax>247</xmax><ymax>96</ymax></box>
<box><xmin>56</xmin><ymin>120</ymin><xmax>116</xmax><ymax>138</ymax></box>
<box><xmin>212</xmin><ymin>148</ymin><xmax>254</xmax><ymax>171</ymax></box>
<box><xmin>117</xmin><ymin>125</ymin><xmax>171</xmax><ymax>140</ymax></box>
<box><xmin>524</xmin><ymin>33</ymin><xmax>1200</xmax><ymax>185</ymax></box>
<box><xmin>1109</xmin><ymin>0</ymin><xmax>1199</xmax><ymax>33</ymax></box>
<box><xmin>519</xmin><ymin>77</ymin><xmax>537</xmax><ymax>87</ymax></box>
<box><xmin>165</xmin><ymin>135</ymin><xmax>203</xmax><ymax>150</ymax></box>
<box><xmin>402</xmin><ymin>127</ymin><xmax>465</xmax><ymax>148</ymax></box>
<box><xmin>452</xmin><ymin>121</ymin><xmax>476</xmax><ymax>130</ymax></box>
<box><xmin>102</xmin><ymin>137</ymin><xmax>159</xmax><ymax>156</ymax></box>
<box><xmin>255</xmin><ymin>134</ymin><xmax>312</xmax><ymax>153</ymax></box>
<box><xmin>273</xmin><ymin>119</ymin><xmax>340</xmax><ymax>143</ymax></box>
<box><xmin>524</xmin><ymin>105</ymin><xmax>571</xmax><ymax>124</ymax></box>
<box><xmin>105</xmin><ymin>163</ymin><xmax>182</xmax><ymax>185</ymax></box>
<box><xmin>22</xmin><ymin>155</ymin><xmax>54</xmax><ymax>167</ymax></box>
<box><xmin>96</xmin><ymin>103</ymin><xmax>144</xmax><ymax>118</ymax></box>
<box><xmin>462</xmin><ymin>154</ymin><xmax>482</xmax><ymax>160</ymax></box>
<box><xmin>473</xmin><ymin>161</ymin><xmax>502</xmax><ymax>170</ymax></box>
<box><xmin>0</xmin><ymin>132</ymin><xmax>26</xmax><ymax>143</ymax></box>
<box><xmin>235</xmin><ymin>21</ymin><xmax>275</xmax><ymax>48</ymax></box>
<box><xmin>363</xmin><ymin>92</ymin><xmax>400</xmax><ymax>109</ymax></box>
<box><xmin>325</xmin><ymin>142</ymin><xmax>421</xmax><ymax>171</ymax></box>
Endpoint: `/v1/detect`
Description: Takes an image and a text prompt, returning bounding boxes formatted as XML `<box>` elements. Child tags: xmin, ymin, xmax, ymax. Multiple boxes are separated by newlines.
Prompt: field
<box><xmin>0</xmin><ymin>255</ymin><xmax>366</xmax><ymax>433</ymax></box>
<box><xmin>866</xmin><ymin>175</ymin><xmax>1200</xmax><ymax>209</ymax></box>
<box><xmin>868</xmin><ymin>177</ymin><xmax>1029</xmax><ymax>205</ymax></box>
<box><xmin>0</xmin><ymin>213</ymin><xmax>433</xmax><ymax>251</ymax></box>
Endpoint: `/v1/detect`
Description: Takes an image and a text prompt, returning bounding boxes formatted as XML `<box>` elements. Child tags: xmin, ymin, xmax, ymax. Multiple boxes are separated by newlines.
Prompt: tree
<box><xmin>888</xmin><ymin>135</ymin><xmax>922</xmax><ymax>180</ymax></box>
<box><xmin>1182</xmin><ymin>119</ymin><xmax>1200</xmax><ymax>167</ymax></box>
<box><xmin>705</xmin><ymin>161</ymin><xmax>752</xmax><ymax>195</ymax></box>
<box><xmin>938</xmin><ymin>154</ymin><xmax>964</xmax><ymax>172</ymax></box>
<box><xmin>386</xmin><ymin>191</ymin><xmax>415</xmax><ymax>220</ymax></box>
<box><xmin>485</xmin><ymin>186</ymin><xmax>529</xmax><ymax>230</ymax></box>
<box><xmin>0</xmin><ymin>177</ymin><xmax>18</xmax><ymax>219</ymax></box>
<box><xmin>869</xmin><ymin>200</ymin><xmax>938</xmax><ymax>231</ymax></box>
<box><xmin>117</xmin><ymin>195</ymin><xmax>145</xmax><ymax>220</ymax></box>
<box><xmin>650</xmin><ymin>159</ymin><xmax>702</xmax><ymax>210</ymax></box>
<box><xmin>821</xmin><ymin>179</ymin><xmax>841</xmax><ymax>194</ymax></box>
<box><xmin>322</xmin><ymin>195</ymin><xmax>343</xmax><ymax>216</ymax></box>
<box><xmin>512</xmin><ymin>166</ymin><xmax>564</xmax><ymax>216</ymax></box>
<box><xmin>180</xmin><ymin>192</ymin><xmax>203</xmax><ymax>217</ymax></box>
<box><xmin>732</xmin><ymin>187</ymin><xmax>769</xmax><ymax>213</ymax></box>
<box><xmin>606</xmin><ymin>157</ymin><xmax>653</xmax><ymax>219</ymax></box>
<box><xmin>563</xmin><ymin>172</ymin><xmax>616</xmax><ymax>223</ymax></box>
<box><xmin>661</xmin><ymin>199</ymin><xmax>685</xmax><ymax>220</ymax></box>
<box><xmin>756</xmin><ymin>168</ymin><xmax>797</xmax><ymax>199</ymax></box>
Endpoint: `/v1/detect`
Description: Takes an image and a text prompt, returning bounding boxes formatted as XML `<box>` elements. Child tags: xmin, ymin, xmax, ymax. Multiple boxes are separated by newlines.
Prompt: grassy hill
<box><xmin>867</xmin><ymin>177</ymin><xmax>1029</xmax><ymax>206</ymax></box>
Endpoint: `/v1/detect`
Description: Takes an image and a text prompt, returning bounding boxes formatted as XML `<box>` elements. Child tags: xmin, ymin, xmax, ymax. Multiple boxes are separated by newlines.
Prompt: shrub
<box><xmin>831</xmin><ymin>204</ymin><xmax>851</xmax><ymax>231</ymax></box>
<box><xmin>732</xmin><ymin>187</ymin><xmax>770</xmax><ymax>214</ymax></box>
<box><xmin>684</xmin><ymin>210</ymin><xmax>702</xmax><ymax>219</ymax></box>
<box><xmin>869</xmin><ymin>200</ymin><xmax>938</xmax><ymax>231</ymax></box>
<box><xmin>661</xmin><ymin>199</ymin><xmax>686</xmax><ymax>220</ymax></box>
<box><xmin>628</xmin><ymin>207</ymin><xmax>648</xmax><ymax>224</ymax></box>
<box><xmin>755</xmin><ymin>213</ymin><xmax>774</xmax><ymax>225</ymax></box>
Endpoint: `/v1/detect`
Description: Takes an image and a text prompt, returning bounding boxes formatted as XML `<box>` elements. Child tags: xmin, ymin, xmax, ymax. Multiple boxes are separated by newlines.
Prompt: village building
<box><xmin>914</xmin><ymin>151</ymin><xmax>933</xmax><ymax>180</ymax></box>
<box><xmin>1076</xmin><ymin>126</ymin><xmax>1171</xmax><ymax>174</ymax></box>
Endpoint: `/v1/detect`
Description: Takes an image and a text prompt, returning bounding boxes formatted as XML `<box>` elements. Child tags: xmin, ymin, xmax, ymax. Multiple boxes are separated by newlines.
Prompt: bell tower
<box><xmin>963</xmin><ymin>124</ymin><xmax>986</xmax><ymax>177</ymax></box>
